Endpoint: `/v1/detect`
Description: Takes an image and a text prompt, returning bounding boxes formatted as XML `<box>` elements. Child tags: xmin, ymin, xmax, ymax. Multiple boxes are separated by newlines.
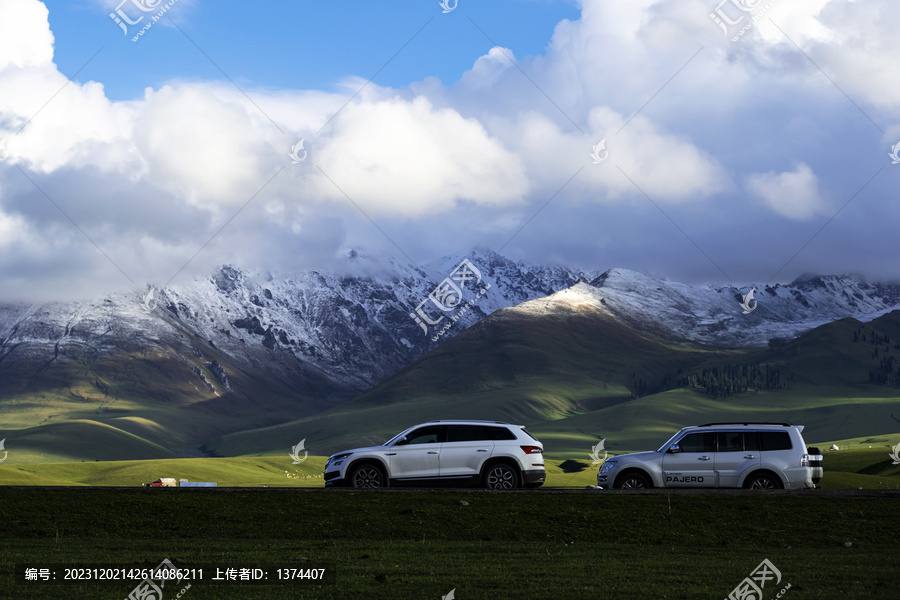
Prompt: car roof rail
<box><xmin>424</xmin><ymin>420</ymin><xmax>511</xmax><ymax>424</ymax></box>
<box><xmin>698</xmin><ymin>422</ymin><xmax>793</xmax><ymax>427</ymax></box>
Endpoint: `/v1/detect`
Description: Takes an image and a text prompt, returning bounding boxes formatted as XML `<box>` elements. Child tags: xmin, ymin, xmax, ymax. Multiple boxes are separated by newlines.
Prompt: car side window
<box><xmin>717</xmin><ymin>431</ymin><xmax>743</xmax><ymax>452</ymax></box>
<box><xmin>487</xmin><ymin>426</ymin><xmax>516</xmax><ymax>441</ymax></box>
<box><xmin>678</xmin><ymin>432</ymin><xmax>716</xmax><ymax>452</ymax></box>
<box><xmin>446</xmin><ymin>425</ymin><xmax>488</xmax><ymax>442</ymax></box>
<box><xmin>405</xmin><ymin>426</ymin><xmax>444</xmax><ymax>445</ymax></box>
<box><xmin>744</xmin><ymin>431</ymin><xmax>760</xmax><ymax>451</ymax></box>
<box><xmin>760</xmin><ymin>431</ymin><xmax>792</xmax><ymax>451</ymax></box>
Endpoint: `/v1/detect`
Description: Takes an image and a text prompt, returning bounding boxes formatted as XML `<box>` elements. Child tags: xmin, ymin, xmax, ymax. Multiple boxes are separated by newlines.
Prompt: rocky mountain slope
<box><xmin>0</xmin><ymin>248</ymin><xmax>595</xmax><ymax>401</ymax></box>
<box><xmin>585</xmin><ymin>270</ymin><xmax>900</xmax><ymax>348</ymax></box>
<box><xmin>2</xmin><ymin>251</ymin><xmax>899</xmax><ymax>399</ymax></box>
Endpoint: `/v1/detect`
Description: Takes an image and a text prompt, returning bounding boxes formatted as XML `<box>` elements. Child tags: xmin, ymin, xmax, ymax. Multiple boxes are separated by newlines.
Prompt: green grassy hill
<box><xmin>4</xmin><ymin>296</ymin><xmax>900</xmax><ymax>465</ymax></box>
<box><xmin>200</xmin><ymin>299</ymin><xmax>721</xmax><ymax>457</ymax></box>
<box><xmin>0</xmin><ymin>344</ymin><xmax>342</xmax><ymax>462</ymax></box>
<box><xmin>201</xmin><ymin>308</ymin><xmax>900</xmax><ymax>459</ymax></box>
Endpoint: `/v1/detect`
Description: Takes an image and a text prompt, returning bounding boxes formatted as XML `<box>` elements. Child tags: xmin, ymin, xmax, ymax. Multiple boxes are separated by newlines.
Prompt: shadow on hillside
<box><xmin>858</xmin><ymin>459</ymin><xmax>897</xmax><ymax>476</ymax></box>
<box><xmin>558</xmin><ymin>460</ymin><xmax>590</xmax><ymax>473</ymax></box>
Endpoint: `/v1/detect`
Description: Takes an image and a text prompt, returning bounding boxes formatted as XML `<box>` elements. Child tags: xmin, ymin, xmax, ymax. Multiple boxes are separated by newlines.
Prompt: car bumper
<box><xmin>782</xmin><ymin>467</ymin><xmax>816</xmax><ymax>489</ymax></box>
<box><xmin>596</xmin><ymin>467</ymin><xmax>620</xmax><ymax>488</ymax></box>
<box><xmin>522</xmin><ymin>469</ymin><xmax>546</xmax><ymax>486</ymax></box>
<box><xmin>323</xmin><ymin>470</ymin><xmax>345</xmax><ymax>487</ymax></box>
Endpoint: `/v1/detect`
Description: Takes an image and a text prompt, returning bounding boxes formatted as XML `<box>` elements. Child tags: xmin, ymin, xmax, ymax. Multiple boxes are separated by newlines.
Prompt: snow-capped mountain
<box><xmin>1</xmin><ymin>249</ymin><xmax>899</xmax><ymax>403</ymax></box>
<box><xmin>0</xmin><ymin>248</ymin><xmax>596</xmax><ymax>395</ymax></box>
<box><xmin>589</xmin><ymin>269</ymin><xmax>900</xmax><ymax>347</ymax></box>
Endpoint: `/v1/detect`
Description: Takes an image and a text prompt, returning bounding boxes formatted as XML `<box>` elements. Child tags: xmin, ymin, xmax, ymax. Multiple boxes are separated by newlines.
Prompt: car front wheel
<box><xmin>614</xmin><ymin>472</ymin><xmax>651</xmax><ymax>489</ymax></box>
<box><xmin>349</xmin><ymin>464</ymin><xmax>387</xmax><ymax>489</ymax></box>
<box><xmin>483</xmin><ymin>464</ymin><xmax>519</xmax><ymax>489</ymax></box>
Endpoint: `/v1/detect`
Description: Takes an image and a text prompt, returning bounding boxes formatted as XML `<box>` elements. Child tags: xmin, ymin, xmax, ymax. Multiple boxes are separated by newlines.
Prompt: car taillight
<box><xmin>521</xmin><ymin>445</ymin><xmax>543</xmax><ymax>454</ymax></box>
<box><xmin>800</xmin><ymin>453</ymin><xmax>809</xmax><ymax>467</ymax></box>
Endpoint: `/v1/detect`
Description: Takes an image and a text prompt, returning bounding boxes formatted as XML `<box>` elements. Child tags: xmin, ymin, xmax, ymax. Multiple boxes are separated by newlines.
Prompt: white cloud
<box><xmin>0</xmin><ymin>208</ymin><xmax>29</xmax><ymax>248</ymax></box>
<box><xmin>133</xmin><ymin>84</ymin><xmax>283</xmax><ymax>209</ymax></box>
<box><xmin>0</xmin><ymin>0</ymin><xmax>54</xmax><ymax>70</ymax></box>
<box><xmin>457</xmin><ymin>46</ymin><xmax>517</xmax><ymax>90</ymax></box>
<box><xmin>0</xmin><ymin>0</ymin><xmax>899</xmax><ymax>299</ymax></box>
<box><xmin>745</xmin><ymin>163</ymin><xmax>826</xmax><ymax>220</ymax></box>
<box><xmin>497</xmin><ymin>106</ymin><xmax>725</xmax><ymax>203</ymax></box>
<box><xmin>310</xmin><ymin>95</ymin><xmax>530</xmax><ymax>217</ymax></box>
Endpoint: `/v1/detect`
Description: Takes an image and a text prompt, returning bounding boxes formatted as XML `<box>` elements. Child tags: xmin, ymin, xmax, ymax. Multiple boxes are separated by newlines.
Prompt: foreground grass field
<box><xmin>0</xmin><ymin>487</ymin><xmax>897</xmax><ymax>599</ymax></box>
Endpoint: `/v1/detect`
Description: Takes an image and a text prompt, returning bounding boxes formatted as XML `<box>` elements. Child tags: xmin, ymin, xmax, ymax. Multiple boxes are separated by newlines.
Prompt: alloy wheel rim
<box><xmin>751</xmin><ymin>478</ymin><xmax>776</xmax><ymax>489</ymax></box>
<box><xmin>488</xmin><ymin>467</ymin><xmax>515</xmax><ymax>489</ymax></box>
<box><xmin>355</xmin><ymin>467</ymin><xmax>381</xmax><ymax>488</ymax></box>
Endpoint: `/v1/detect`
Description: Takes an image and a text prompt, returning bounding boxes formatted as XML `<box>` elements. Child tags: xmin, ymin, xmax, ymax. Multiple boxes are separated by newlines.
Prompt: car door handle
<box><xmin>427</xmin><ymin>451</ymin><xmax>439</xmax><ymax>454</ymax></box>
<box><xmin>698</xmin><ymin>456</ymin><xmax>711</xmax><ymax>461</ymax></box>
<box><xmin>477</xmin><ymin>449</ymin><xmax>489</xmax><ymax>452</ymax></box>
<box><xmin>384</xmin><ymin>452</ymin><xmax>396</xmax><ymax>456</ymax></box>
<box><xmin>744</xmin><ymin>454</ymin><xmax>757</xmax><ymax>459</ymax></box>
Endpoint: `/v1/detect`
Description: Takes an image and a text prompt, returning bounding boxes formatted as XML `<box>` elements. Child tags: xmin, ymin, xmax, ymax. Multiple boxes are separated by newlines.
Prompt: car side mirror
<box><xmin>394</xmin><ymin>437</ymin><xmax>408</xmax><ymax>446</ymax></box>
<box><xmin>668</xmin><ymin>443</ymin><xmax>680</xmax><ymax>454</ymax></box>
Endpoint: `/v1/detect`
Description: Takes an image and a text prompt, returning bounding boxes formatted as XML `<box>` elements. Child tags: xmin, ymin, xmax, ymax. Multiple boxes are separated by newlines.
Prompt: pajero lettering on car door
<box><xmin>439</xmin><ymin>425</ymin><xmax>494</xmax><ymax>479</ymax></box>
<box><xmin>662</xmin><ymin>432</ymin><xmax>716</xmax><ymax>487</ymax></box>
<box><xmin>387</xmin><ymin>425</ymin><xmax>443</xmax><ymax>480</ymax></box>
<box><xmin>714</xmin><ymin>431</ymin><xmax>760</xmax><ymax>487</ymax></box>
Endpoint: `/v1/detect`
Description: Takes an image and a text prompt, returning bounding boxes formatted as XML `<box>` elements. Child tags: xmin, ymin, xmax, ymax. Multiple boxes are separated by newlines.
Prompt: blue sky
<box><xmin>0</xmin><ymin>0</ymin><xmax>899</xmax><ymax>301</ymax></box>
<box><xmin>43</xmin><ymin>1</ymin><xmax>581</xmax><ymax>101</ymax></box>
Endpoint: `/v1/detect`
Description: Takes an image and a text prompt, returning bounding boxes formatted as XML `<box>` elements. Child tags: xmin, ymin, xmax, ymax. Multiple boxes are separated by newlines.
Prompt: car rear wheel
<box><xmin>614</xmin><ymin>472</ymin><xmax>651</xmax><ymax>489</ymax></box>
<box><xmin>744</xmin><ymin>472</ymin><xmax>783</xmax><ymax>490</ymax></box>
<box><xmin>483</xmin><ymin>464</ymin><xmax>519</xmax><ymax>489</ymax></box>
<box><xmin>349</xmin><ymin>464</ymin><xmax>387</xmax><ymax>489</ymax></box>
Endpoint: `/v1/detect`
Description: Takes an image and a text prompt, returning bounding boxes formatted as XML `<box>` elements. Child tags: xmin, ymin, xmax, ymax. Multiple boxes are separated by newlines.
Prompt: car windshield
<box><xmin>657</xmin><ymin>430</ymin><xmax>684</xmax><ymax>453</ymax></box>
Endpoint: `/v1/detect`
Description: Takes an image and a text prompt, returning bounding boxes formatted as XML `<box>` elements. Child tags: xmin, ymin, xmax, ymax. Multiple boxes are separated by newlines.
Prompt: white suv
<box><xmin>596</xmin><ymin>423</ymin><xmax>820</xmax><ymax>490</ymax></box>
<box><xmin>323</xmin><ymin>420</ymin><xmax>545</xmax><ymax>489</ymax></box>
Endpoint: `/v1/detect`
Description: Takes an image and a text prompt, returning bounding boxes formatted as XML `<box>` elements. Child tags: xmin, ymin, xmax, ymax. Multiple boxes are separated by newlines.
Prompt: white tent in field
<box><xmin>829</xmin><ymin>444</ymin><xmax>839</xmax><ymax>451</ymax></box>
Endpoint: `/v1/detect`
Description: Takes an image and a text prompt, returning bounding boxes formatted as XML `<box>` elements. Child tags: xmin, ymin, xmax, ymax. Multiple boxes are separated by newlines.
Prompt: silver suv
<box><xmin>323</xmin><ymin>420</ymin><xmax>545</xmax><ymax>489</ymax></box>
<box><xmin>596</xmin><ymin>423</ymin><xmax>821</xmax><ymax>490</ymax></box>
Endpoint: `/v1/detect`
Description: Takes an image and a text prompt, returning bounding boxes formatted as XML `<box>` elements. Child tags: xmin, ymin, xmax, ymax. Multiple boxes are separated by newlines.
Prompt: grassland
<box><xmin>0</xmin><ymin>456</ymin><xmax>329</xmax><ymax>488</ymax></box>
<box><xmin>1</xmin><ymin>433</ymin><xmax>897</xmax><ymax>490</ymax></box>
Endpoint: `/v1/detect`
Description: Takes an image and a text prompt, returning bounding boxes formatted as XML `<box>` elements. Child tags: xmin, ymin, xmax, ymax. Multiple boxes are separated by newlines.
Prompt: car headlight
<box><xmin>326</xmin><ymin>453</ymin><xmax>352</xmax><ymax>469</ymax></box>
<box><xmin>598</xmin><ymin>460</ymin><xmax>618</xmax><ymax>474</ymax></box>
